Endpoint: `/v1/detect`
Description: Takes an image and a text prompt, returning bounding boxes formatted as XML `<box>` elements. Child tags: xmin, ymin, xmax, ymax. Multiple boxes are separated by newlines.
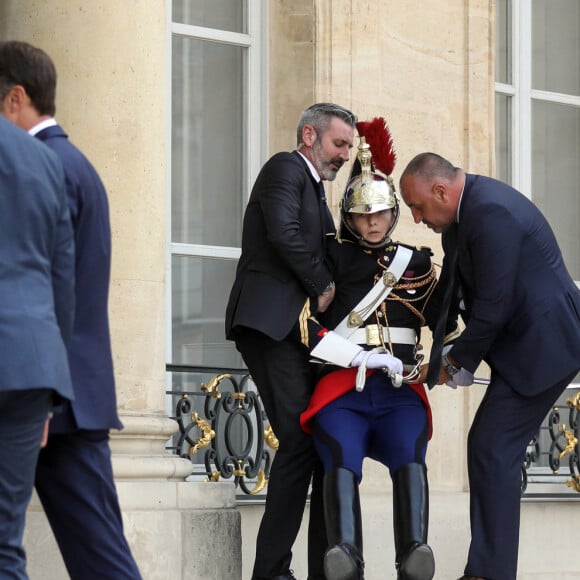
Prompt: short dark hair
<box><xmin>400</xmin><ymin>152</ymin><xmax>459</xmax><ymax>185</ymax></box>
<box><xmin>297</xmin><ymin>102</ymin><xmax>357</xmax><ymax>146</ymax></box>
<box><xmin>0</xmin><ymin>41</ymin><xmax>57</xmax><ymax>116</ymax></box>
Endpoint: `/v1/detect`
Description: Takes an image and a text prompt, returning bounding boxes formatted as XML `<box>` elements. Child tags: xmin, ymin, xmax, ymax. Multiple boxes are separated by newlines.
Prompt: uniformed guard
<box><xmin>296</xmin><ymin>118</ymin><xmax>459</xmax><ymax>580</ymax></box>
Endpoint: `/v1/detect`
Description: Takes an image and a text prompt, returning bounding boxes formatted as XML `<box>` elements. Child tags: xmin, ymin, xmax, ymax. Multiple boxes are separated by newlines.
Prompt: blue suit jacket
<box><xmin>446</xmin><ymin>174</ymin><xmax>580</xmax><ymax>395</ymax></box>
<box><xmin>0</xmin><ymin>117</ymin><xmax>75</xmax><ymax>397</ymax></box>
<box><xmin>36</xmin><ymin>124</ymin><xmax>122</xmax><ymax>430</ymax></box>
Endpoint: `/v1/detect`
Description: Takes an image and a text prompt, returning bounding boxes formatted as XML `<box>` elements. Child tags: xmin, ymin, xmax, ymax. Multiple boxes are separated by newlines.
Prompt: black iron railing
<box><xmin>166</xmin><ymin>364</ymin><xmax>275</xmax><ymax>496</ymax></box>
<box><xmin>166</xmin><ymin>364</ymin><xmax>580</xmax><ymax>498</ymax></box>
<box><xmin>521</xmin><ymin>386</ymin><xmax>580</xmax><ymax>497</ymax></box>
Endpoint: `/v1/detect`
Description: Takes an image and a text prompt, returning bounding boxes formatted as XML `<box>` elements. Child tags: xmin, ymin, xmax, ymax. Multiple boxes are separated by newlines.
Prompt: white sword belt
<box><xmin>347</xmin><ymin>325</ymin><xmax>417</xmax><ymax>347</ymax></box>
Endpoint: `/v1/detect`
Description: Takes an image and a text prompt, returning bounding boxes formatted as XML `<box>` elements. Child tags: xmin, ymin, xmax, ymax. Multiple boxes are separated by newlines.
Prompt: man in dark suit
<box><xmin>399</xmin><ymin>152</ymin><xmax>580</xmax><ymax>580</ymax></box>
<box><xmin>226</xmin><ymin>102</ymin><xmax>357</xmax><ymax>580</ymax></box>
<box><xmin>0</xmin><ymin>41</ymin><xmax>141</xmax><ymax>579</ymax></box>
<box><xmin>0</xmin><ymin>115</ymin><xmax>75</xmax><ymax>579</ymax></box>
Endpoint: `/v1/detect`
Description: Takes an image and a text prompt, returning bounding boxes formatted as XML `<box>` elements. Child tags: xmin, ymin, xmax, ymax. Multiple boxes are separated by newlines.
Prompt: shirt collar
<box><xmin>297</xmin><ymin>151</ymin><xmax>322</xmax><ymax>184</ymax></box>
<box><xmin>456</xmin><ymin>174</ymin><xmax>466</xmax><ymax>223</ymax></box>
<box><xmin>28</xmin><ymin>117</ymin><xmax>57</xmax><ymax>137</ymax></box>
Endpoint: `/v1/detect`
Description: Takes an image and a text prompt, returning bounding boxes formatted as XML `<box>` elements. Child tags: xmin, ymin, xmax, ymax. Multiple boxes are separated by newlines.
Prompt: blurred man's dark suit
<box><xmin>32</xmin><ymin>122</ymin><xmax>141</xmax><ymax>579</ymax></box>
<box><xmin>0</xmin><ymin>116</ymin><xmax>74</xmax><ymax>579</ymax></box>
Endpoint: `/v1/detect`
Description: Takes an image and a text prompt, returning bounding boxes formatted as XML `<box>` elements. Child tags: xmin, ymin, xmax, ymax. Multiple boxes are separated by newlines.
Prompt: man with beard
<box><xmin>226</xmin><ymin>102</ymin><xmax>357</xmax><ymax>580</ymax></box>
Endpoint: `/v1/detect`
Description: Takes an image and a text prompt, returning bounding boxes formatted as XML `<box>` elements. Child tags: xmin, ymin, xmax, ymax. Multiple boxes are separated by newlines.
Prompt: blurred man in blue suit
<box><xmin>400</xmin><ymin>152</ymin><xmax>580</xmax><ymax>580</ymax></box>
<box><xmin>0</xmin><ymin>115</ymin><xmax>75</xmax><ymax>579</ymax></box>
<box><xmin>0</xmin><ymin>41</ymin><xmax>141</xmax><ymax>579</ymax></box>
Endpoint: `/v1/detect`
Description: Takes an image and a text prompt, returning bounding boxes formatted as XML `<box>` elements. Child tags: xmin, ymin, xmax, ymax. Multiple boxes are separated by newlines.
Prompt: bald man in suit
<box><xmin>400</xmin><ymin>152</ymin><xmax>580</xmax><ymax>580</ymax></box>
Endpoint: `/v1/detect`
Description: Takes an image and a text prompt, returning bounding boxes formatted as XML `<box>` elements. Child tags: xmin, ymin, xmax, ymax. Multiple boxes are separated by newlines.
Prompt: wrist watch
<box><xmin>442</xmin><ymin>353</ymin><xmax>460</xmax><ymax>376</ymax></box>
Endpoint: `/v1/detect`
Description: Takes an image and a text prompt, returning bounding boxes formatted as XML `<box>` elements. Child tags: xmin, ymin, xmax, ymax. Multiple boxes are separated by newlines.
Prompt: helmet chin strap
<box><xmin>359</xmin><ymin>232</ymin><xmax>391</xmax><ymax>249</ymax></box>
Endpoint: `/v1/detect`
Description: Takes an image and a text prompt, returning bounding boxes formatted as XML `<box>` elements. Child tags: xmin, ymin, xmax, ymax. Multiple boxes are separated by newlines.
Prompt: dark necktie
<box><xmin>319</xmin><ymin>181</ymin><xmax>336</xmax><ymax>234</ymax></box>
<box><xmin>426</xmin><ymin>225</ymin><xmax>458</xmax><ymax>389</ymax></box>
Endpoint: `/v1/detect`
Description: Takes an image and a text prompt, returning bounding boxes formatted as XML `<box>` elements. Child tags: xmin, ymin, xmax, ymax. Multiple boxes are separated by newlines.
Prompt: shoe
<box><xmin>324</xmin><ymin>543</ymin><xmax>364</xmax><ymax>580</ymax></box>
<box><xmin>398</xmin><ymin>542</ymin><xmax>434</xmax><ymax>580</ymax></box>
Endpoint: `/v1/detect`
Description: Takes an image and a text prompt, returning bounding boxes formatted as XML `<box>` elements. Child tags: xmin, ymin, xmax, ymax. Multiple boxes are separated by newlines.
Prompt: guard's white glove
<box><xmin>351</xmin><ymin>350</ymin><xmax>404</xmax><ymax>375</ymax></box>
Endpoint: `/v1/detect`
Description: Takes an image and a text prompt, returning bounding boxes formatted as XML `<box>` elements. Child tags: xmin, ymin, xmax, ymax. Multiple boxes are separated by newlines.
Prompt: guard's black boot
<box><xmin>322</xmin><ymin>468</ymin><xmax>365</xmax><ymax>580</ymax></box>
<box><xmin>392</xmin><ymin>463</ymin><xmax>435</xmax><ymax>580</ymax></box>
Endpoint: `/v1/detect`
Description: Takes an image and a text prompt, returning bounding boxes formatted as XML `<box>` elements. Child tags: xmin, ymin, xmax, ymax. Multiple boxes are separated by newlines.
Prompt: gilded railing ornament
<box><xmin>521</xmin><ymin>395</ymin><xmax>580</xmax><ymax>495</ymax></box>
<box><xmin>264</xmin><ymin>424</ymin><xmax>279</xmax><ymax>451</ymax></box>
<box><xmin>566</xmin><ymin>391</ymin><xmax>580</xmax><ymax>411</ymax></box>
<box><xmin>189</xmin><ymin>412</ymin><xmax>215</xmax><ymax>455</ymax></box>
<box><xmin>557</xmin><ymin>425</ymin><xmax>578</xmax><ymax>461</ymax></box>
<box><xmin>201</xmin><ymin>373</ymin><xmax>232</xmax><ymax>398</ymax></box>
<box><xmin>249</xmin><ymin>470</ymin><xmax>268</xmax><ymax>495</ymax></box>
<box><xmin>168</xmin><ymin>366</ymin><xmax>273</xmax><ymax>495</ymax></box>
<box><xmin>565</xmin><ymin>475</ymin><xmax>580</xmax><ymax>492</ymax></box>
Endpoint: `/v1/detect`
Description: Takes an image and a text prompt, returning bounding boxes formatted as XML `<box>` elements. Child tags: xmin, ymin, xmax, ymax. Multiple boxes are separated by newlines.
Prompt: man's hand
<box><xmin>317</xmin><ymin>284</ymin><xmax>335</xmax><ymax>313</ymax></box>
<box><xmin>40</xmin><ymin>412</ymin><xmax>53</xmax><ymax>448</ymax></box>
<box><xmin>446</xmin><ymin>368</ymin><xmax>475</xmax><ymax>388</ymax></box>
<box><xmin>417</xmin><ymin>363</ymin><xmax>449</xmax><ymax>386</ymax></box>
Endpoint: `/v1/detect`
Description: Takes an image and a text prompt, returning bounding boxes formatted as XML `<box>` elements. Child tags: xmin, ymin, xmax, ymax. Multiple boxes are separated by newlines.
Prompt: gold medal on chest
<box><xmin>383</xmin><ymin>271</ymin><xmax>397</xmax><ymax>287</ymax></box>
<box><xmin>347</xmin><ymin>311</ymin><xmax>364</xmax><ymax>327</ymax></box>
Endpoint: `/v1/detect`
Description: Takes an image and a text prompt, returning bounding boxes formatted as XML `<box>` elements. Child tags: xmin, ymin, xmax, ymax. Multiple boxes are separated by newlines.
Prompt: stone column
<box><xmin>1</xmin><ymin>2</ymin><xmax>239</xmax><ymax>578</ymax></box>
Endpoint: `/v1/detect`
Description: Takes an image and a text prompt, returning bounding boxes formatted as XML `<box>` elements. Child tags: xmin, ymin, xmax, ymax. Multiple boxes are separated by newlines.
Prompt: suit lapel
<box><xmin>292</xmin><ymin>151</ymin><xmax>333</xmax><ymax>242</ymax></box>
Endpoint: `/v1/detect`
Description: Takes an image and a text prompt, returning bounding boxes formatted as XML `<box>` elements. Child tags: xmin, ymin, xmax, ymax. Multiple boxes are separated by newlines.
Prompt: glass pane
<box><xmin>172</xmin><ymin>35</ymin><xmax>245</xmax><ymax>247</ymax></box>
<box><xmin>532</xmin><ymin>0</ymin><xmax>580</xmax><ymax>95</ymax></box>
<box><xmin>532</xmin><ymin>100</ymin><xmax>580</xmax><ymax>280</ymax></box>
<box><xmin>173</xmin><ymin>0</ymin><xmax>247</xmax><ymax>34</ymax></box>
<box><xmin>495</xmin><ymin>93</ymin><xmax>512</xmax><ymax>184</ymax></box>
<box><xmin>496</xmin><ymin>0</ymin><xmax>512</xmax><ymax>84</ymax></box>
<box><xmin>172</xmin><ymin>255</ymin><xmax>245</xmax><ymax>368</ymax></box>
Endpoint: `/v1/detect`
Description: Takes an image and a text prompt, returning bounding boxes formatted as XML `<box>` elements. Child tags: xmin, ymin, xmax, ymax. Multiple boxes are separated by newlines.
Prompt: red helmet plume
<box><xmin>355</xmin><ymin>117</ymin><xmax>396</xmax><ymax>177</ymax></box>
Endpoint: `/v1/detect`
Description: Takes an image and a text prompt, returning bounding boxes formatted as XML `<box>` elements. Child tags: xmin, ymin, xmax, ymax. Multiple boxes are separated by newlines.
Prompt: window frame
<box><xmin>166</xmin><ymin>1</ymin><xmax>268</xmax><ymax>368</ymax></box>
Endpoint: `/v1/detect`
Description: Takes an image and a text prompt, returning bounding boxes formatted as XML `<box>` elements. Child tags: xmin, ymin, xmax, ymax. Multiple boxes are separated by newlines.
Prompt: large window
<box><xmin>169</xmin><ymin>1</ymin><xmax>266</xmax><ymax>370</ymax></box>
<box><xmin>495</xmin><ymin>0</ymin><xmax>579</xmax><ymax>280</ymax></box>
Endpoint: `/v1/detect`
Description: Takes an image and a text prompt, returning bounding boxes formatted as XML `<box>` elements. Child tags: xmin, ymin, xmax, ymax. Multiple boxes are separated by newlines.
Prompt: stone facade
<box><xmin>1</xmin><ymin>1</ymin><xmax>577</xmax><ymax>578</ymax></box>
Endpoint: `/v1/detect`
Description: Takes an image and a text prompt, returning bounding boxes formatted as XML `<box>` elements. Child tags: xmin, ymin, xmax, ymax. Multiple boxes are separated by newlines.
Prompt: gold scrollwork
<box><xmin>566</xmin><ymin>391</ymin><xmax>580</xmax><ymax>411</ymax></box>
<box><xmin>189</xmin><ymin>412</ymin><xmax>215</xmax><ymax>455</ymax></box>
<box><xmin>207</xmin><ymin>471</ymin><xmax>221</xmax><ymax>483</ymax></box>
<box><xmin>558</xmin><ymin>424</ymin><xmax>578</xmax><ymax>460</ymax></box>
<box><xmin>565</xmin><ymin>476</ymin><xmax>580</xmax><ymax>492</ymax></box>
<box><xmin>201</xmin><ymin>373</ymin><xmax>233</xmax><ymax>398</ymax></box>
<box><xmin>249</xmin><ymin>470</ymin><xmax>268</xmax><ymax>495</ymax></box>
<box><xmin>264</xmin><ymin>424</ymin><xmax>279</xmax><ymax>451</ymax></box>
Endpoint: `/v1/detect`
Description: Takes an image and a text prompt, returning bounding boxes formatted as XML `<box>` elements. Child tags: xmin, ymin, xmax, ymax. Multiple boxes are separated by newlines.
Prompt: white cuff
<box><xmin>310</xmin><ymin>331</ymin><xmax>363</xmax><ymax>367</ymax></box>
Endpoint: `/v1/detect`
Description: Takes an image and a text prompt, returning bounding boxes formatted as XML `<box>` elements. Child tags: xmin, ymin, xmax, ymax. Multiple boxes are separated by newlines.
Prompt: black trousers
<box><xmin>238</xmin><ymin>329</ymin><xmax>327</xmax><ymax>579</ymax></box>
<box><xmin>464</xmin><ymin>370</ymin><xmax>576</xmax><ymax>580</ymax></box>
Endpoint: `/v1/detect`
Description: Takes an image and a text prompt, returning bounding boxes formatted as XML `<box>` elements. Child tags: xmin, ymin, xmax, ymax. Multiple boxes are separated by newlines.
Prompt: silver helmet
<box><xmin>340</xmin><ymin>135</ymin><xmax>400</xmax><ymax>248</ymax></box>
